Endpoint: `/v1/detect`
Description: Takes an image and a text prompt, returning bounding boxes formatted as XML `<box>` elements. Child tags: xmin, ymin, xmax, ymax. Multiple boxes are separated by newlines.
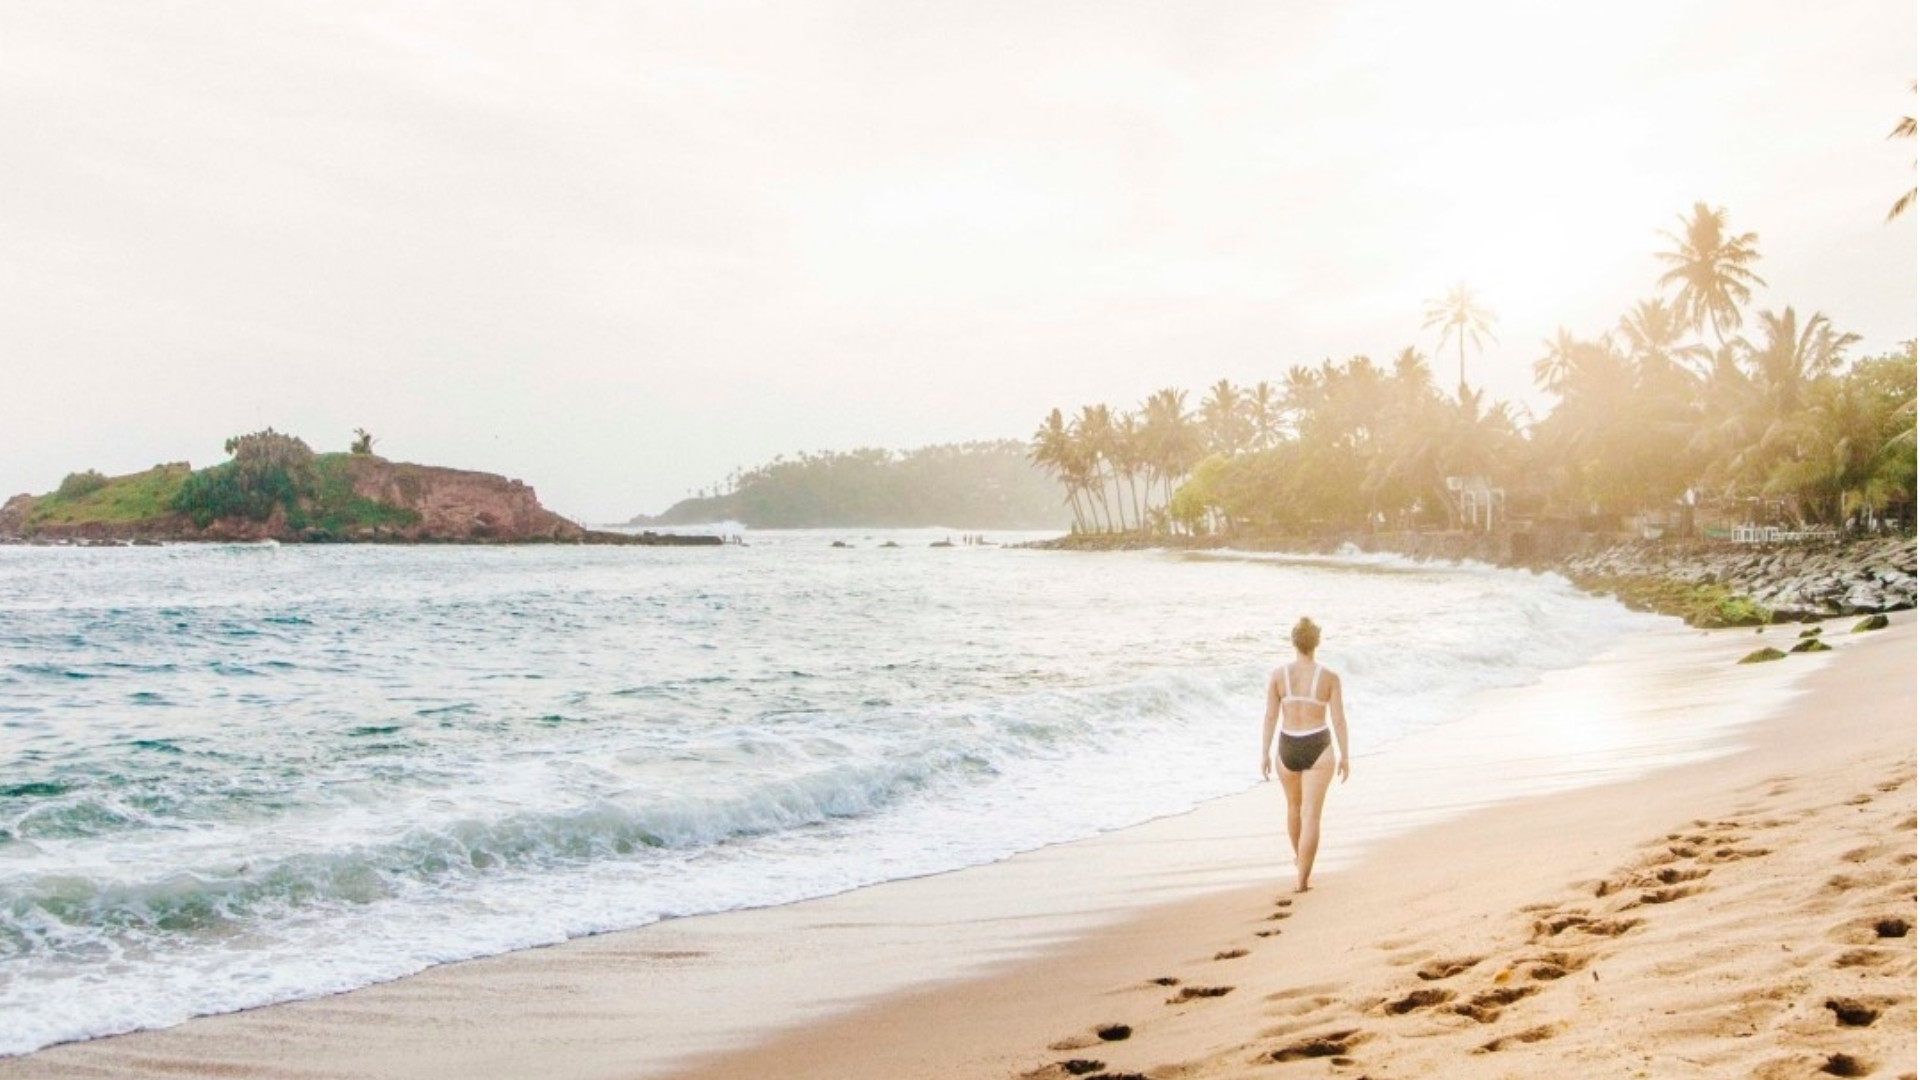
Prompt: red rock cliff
<box><xmin>339</xmin><ymin>458</ymin><xmax>585</xmax><ymax>542</ymax></box>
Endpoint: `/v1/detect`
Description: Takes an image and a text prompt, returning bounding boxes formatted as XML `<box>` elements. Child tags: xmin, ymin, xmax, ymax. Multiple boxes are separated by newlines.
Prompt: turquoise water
<box><xmin>0</xmin><ymin>531</ymin><xmax>1653</xmax><ymax>1054</ymax></box>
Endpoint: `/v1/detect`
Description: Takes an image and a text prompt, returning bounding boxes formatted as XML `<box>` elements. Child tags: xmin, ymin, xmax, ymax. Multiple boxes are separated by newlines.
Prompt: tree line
<box><xmin>1029</xmin><ymin>204</ymin><xmax>1917</xmax><ymax>539</ymax></box>
<box><xmin>637</xmin><ymin>440</ymin><xmax>1069</xmax><ymax>528</ymax></box>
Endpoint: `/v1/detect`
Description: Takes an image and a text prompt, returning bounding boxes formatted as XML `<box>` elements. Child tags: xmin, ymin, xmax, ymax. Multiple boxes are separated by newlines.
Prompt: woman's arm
<box><xmin>1329</xmin><ymin>672</ymin><xmax>1351</xmax><ymax>782</ymax></box>
<box><xmin>1260</xmin><ymin>671</ymin><xmax>1280</xmax><ymax>779</ymax></box>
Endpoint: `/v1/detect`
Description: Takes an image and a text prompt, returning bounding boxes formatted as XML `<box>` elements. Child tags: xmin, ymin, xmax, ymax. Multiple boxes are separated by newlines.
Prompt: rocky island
<box><xmin>0</xmin><ymin>429</ymin><xmax>716</xmax><ymax>546</ymax></box>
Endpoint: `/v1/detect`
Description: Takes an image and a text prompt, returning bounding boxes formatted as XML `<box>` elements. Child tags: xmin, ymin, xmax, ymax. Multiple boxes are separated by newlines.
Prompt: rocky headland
<box><xmin>1</xmin><ymin>451</ymin><xmax>717</xmax><ymax>547</ymax></box>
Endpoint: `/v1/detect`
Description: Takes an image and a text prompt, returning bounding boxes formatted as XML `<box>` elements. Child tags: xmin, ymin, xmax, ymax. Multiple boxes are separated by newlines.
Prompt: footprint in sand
<box><xmin>1213</xmin><ymin>948</ymin><xmax>1248</xmax><ymax>961</ymax></box>
<box><xmin>1381</xmin><ymin>988</ymin><xmax>1455</xmax><ymax>1015</ymax></box>
<box><xmin>1828</xmin><ymin>914</ymin><xmax>1912</xmax><ymax>945</ymax></box>
<box><xmin>1623</xmin><ymin>885</ymin><xmax>1703</xmax><ymax>908</ymax></box>
<box><xmin>1818</xmin><ymin>1051</ymin><xmax>1877</xmax><ymax>1077</ymax></box>
<box><xmin>1824</xmin><ymin>997</ymin><xmax>1885</xmax><ymax>1027</ymax></box>
<box><xmin>1168</xmin><ymin>985</ymin><xmax>1234</xmax><ymax>1004</ymax></box>
<box><xmin>1520</xmin><ymin>950</ymin><xmax>1591</xmax><ymax>981</ymax></box>
<box><xmin>1475</xmin><ymin>1022</ymin><xmax>1560</xmax><ymax>1052</ymax></box>
<box><xmin>1832</xmin><ymin>947</ymin><xmax>1893</xmax><ymax>969</ymax></box>
<box><xmin>1046</xmin><ymin>1023</ymin><xmax>1132</xmax><ymax>1054</ymax></box>
<box><xmin>1530</xmin><ymin>911</ymin><xmax>1644</xmax><ymax>941</ymax></box>
<box><xmin>1450</xmin><ymin>985</ymin><xmax>1538</xmax><ymax>1023</ymax></box>
<box><xmin>1598</xmin><ymin>865</ymin><xmax>1712</xmax><ymax>897</ymax></box>
<box><xmin>1825</xmin><ymin>868</ymin><xmax>1903</xmax><ymax>894</ymax></box>
<box><xmin>1263</xmin><ymin>988</ymin><xmax>1342</xmax><ymax>1015</ymax></box>
<box><xmin>1654</xmin><ymin>866</ymin><xmax>1713</xmax><ymax>884</ymax></box>
<box><xmin>1699</xmin><ymin>845</ymin><xmax>1772</xmax><ymax>863</ymax></box>
<box><xmin>1414</xmin><ymin>956</ymin><xmax>1483</xmax><ymax>981</ymax></box>
<box><xmin>1267</xmin><ymin>1028</ymin><xmax>1369</xmax><ymax>1062</ymax></box>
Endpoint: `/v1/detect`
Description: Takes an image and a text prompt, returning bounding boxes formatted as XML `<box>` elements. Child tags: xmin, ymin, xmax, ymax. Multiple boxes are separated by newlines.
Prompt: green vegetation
<box><xmin>1028</xmin><ymin>204</ymin><xmax>1917</xmax><ymax>542</ymax></box>
<box><xmin>20</xmin><ymin>431</ymin><xmax>419</xmax><ymax>536</ymax></box>
<box><xmin>56</xmin><ymin>470</ymin><xmax>109</xmax><ymax>499</ymax></box>
<box><xmin>164</xmin><ymin>430</ymin><xmax>418</xmax><ymax>533</ymax></box>
<box><xmin>173</xmin><ymin>429</ymin><xmax>316</xmax><ymax>527</ymax></box>
<box><xmin>28</xmin><ymin>464</ymin><xmax>191</xmax><ymax>526</ymax></box>
<box><xmin>641</xmin><ymin>441</ymin><xmax>1067</xmax><ymax>528</ymax></box>
<box><xmin>1570</xmin><ymin>574</ymin><xmax>1770</xmax><ymax>629</ymax></box>
<box><xmin>307</xmin><ymin>454</ymin><xmax>419</xmax><ymax>533</ymax></box>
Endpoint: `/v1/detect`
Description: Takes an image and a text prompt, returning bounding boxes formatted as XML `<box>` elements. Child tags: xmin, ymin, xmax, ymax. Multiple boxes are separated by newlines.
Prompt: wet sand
<box><xmin>5</xmin><ymin>615</ymin><xmax>1913</xmax><ymax>1080</ymax></box>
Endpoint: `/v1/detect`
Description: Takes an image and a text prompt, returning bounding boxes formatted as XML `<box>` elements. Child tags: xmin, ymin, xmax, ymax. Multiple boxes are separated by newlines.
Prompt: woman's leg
<box><xmin>1293</xmin><ymin>755</ymin><xmax>1336</xmax><ymax>891</ymax></box>
<box><xmin>1278</xmin><ymin>768</ymin><xmax>1304</xmax><ymax>858</ymax></box>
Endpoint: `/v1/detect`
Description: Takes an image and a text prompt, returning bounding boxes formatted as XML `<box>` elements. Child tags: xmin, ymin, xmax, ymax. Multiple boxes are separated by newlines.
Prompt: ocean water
<box><xmin>0</xmin><ymin>531</ymin><xmax>1657</xmax><ymax>1055</ymax></box>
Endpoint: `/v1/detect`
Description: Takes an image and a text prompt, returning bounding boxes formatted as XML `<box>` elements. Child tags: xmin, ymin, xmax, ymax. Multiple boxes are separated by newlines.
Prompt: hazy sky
<box><xmin>4</xmin><ymin>1</ymin><xmax>1914</xmax><ymax>522</ymax></box>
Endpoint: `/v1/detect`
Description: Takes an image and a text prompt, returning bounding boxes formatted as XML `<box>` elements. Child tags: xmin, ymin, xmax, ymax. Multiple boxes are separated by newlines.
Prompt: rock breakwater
<box><xmin>1544</xmin><ymin>536</ymin><xmax>1914</xmax><ymax>624</ymax></box>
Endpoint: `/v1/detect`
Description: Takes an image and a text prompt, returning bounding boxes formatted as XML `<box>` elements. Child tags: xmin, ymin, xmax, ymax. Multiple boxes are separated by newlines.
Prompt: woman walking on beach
<box><xmin>1260</xmin><ymin>616</ymin><xmax>1350</xmax><ymax>892</ymax></box>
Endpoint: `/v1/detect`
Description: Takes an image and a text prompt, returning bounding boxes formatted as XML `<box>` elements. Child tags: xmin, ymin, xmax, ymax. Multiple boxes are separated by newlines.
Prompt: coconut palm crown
<box><xmin>1655</xmin><ymin>202</ymin><xmax>1766</xmax><ymax>347</ymax></box>
<box><xmin>1421</xmin><ymin>281</ymin><xmax>1497</xmax><ymax>398</ymax></box>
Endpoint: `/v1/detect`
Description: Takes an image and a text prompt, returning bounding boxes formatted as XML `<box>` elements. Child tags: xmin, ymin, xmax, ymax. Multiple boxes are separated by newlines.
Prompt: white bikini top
<box><xmin>1280</xmin><ymin>663</ymin><xmax>1329</xmax><ymax>736</ymax></box>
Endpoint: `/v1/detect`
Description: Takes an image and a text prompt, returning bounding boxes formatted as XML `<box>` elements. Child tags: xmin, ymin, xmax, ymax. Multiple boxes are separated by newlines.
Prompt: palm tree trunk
<box><xmin>1065</xmin><ymin>486</ymin><xmax>1088</xmax><ymax>533</ymax></box>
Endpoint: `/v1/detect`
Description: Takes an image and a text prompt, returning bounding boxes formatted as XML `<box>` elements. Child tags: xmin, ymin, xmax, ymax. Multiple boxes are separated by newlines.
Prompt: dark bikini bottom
<box><xmin>1279</xmin><ymin>728</ymin><xmax>1331</xmax><ymax>772</ymax></box>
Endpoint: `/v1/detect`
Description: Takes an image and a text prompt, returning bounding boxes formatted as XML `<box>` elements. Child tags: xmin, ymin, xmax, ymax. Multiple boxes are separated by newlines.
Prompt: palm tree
<box><xmin>1244</xmin><ymin>381</ymin><xmax>1284</xmax><ymax>450</ymax></box>
<box><xmin>1764</xmin><ymin>375</ymin><xmax>1895</xmax><ymax>524</ymax></box>
<box><xmin>1689</xmin><ymin>342</ymin><xmax>1765</xmax><ymax>498</ymax></box>
<box><xmin>1139</xmin><ymin>388</ymin><xmax>1198</xmax><ymax>527</ymax></box>
<box><xmin>1363</xmin><ymin>349</ymin><xmax>1445</xmax><ymax>529</ymax></box>
<box><xmin>1655</xmin><ymin>203</ymin><xmax>1765</xmax><ymax>347</ymax></box>
<box><xmin>1745</xmin><ymin>307</ymin><xmax>1860</xmax><ymax>422</ymax></box>
<box><xmin>1435</xmin><ymin>389</ymin><xmax>1520</xmax><ymax>529</ymax></box>
<box><xmin>1421</xmin><ymin>281</ymin><xmax>1497</xmax><ymax>397</ymax></box>
<box><xmin>1200</xmin><ymin>379</ymin><xmax>1250</xmax><ymax>455</ymax></box>
<box><xmin>1616</xmin><ymin>297</ymin><xmax>1708</xmax><ymax>387</ymax></box>
<box><xmin>1028</xmin><ymin>408</ymin><xmax>1089</xmax><ymax>532</ymax></box>
<box><xmin>1890</xmin><ymin>81</ymin><xmax>1915</xmax><ymax>222</ymax></box>
<box><xmin>1533</xmin><ymin>327</ymin><xmax>1584</xmax><ymax>398</ymax></box>
<box><xmin>1111</xmin><ymin>411</ymin><xmax>1146</xmax><ymax>530</ymax></box>
<box><xmin>1072</xmin><ymin>404</ymin><xmax>1120</xmax><ymax>532</ymax></box>
<box><xmin>1695</xmin><ymin>308</ymin><xmax>1861</xmax><ymax>505</ymax></box>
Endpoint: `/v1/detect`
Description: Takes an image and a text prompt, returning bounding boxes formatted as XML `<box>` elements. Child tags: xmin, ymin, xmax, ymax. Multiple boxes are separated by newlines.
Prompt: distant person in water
<box><xmin>1260</xmin><ymin>616</ymin><xmax>1350</xmax><ymax>892</ymax></box>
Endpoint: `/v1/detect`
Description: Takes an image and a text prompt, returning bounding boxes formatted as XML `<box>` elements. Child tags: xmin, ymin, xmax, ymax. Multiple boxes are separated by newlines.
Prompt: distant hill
<box><xmin>632</xmin><ymin>440</ymin><xmax>1069</xmax><ymax>529</ymax></box>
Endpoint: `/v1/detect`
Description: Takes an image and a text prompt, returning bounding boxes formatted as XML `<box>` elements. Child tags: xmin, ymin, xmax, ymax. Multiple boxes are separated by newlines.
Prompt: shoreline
<box><xmin>5</xmin><ymin>613</ymin><xmax>1910</xmax><ymax>1079</ymax></box>
<box><xmin>1027</xmin><ymin>531</ymin><xmax>1917</xmax><ymax>625</ymax></box>
<box><xmin>670</xmin><ymin>613</ymin><xmax>1915</xmax><ymax>1080</ymax></box>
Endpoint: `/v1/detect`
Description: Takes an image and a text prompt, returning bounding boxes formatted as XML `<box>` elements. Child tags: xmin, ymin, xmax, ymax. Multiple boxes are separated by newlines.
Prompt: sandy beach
<box><xmin>5</xmin><ymin>613</ymin><xmax>1913</xmax><ymax>1080</ymax></box>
